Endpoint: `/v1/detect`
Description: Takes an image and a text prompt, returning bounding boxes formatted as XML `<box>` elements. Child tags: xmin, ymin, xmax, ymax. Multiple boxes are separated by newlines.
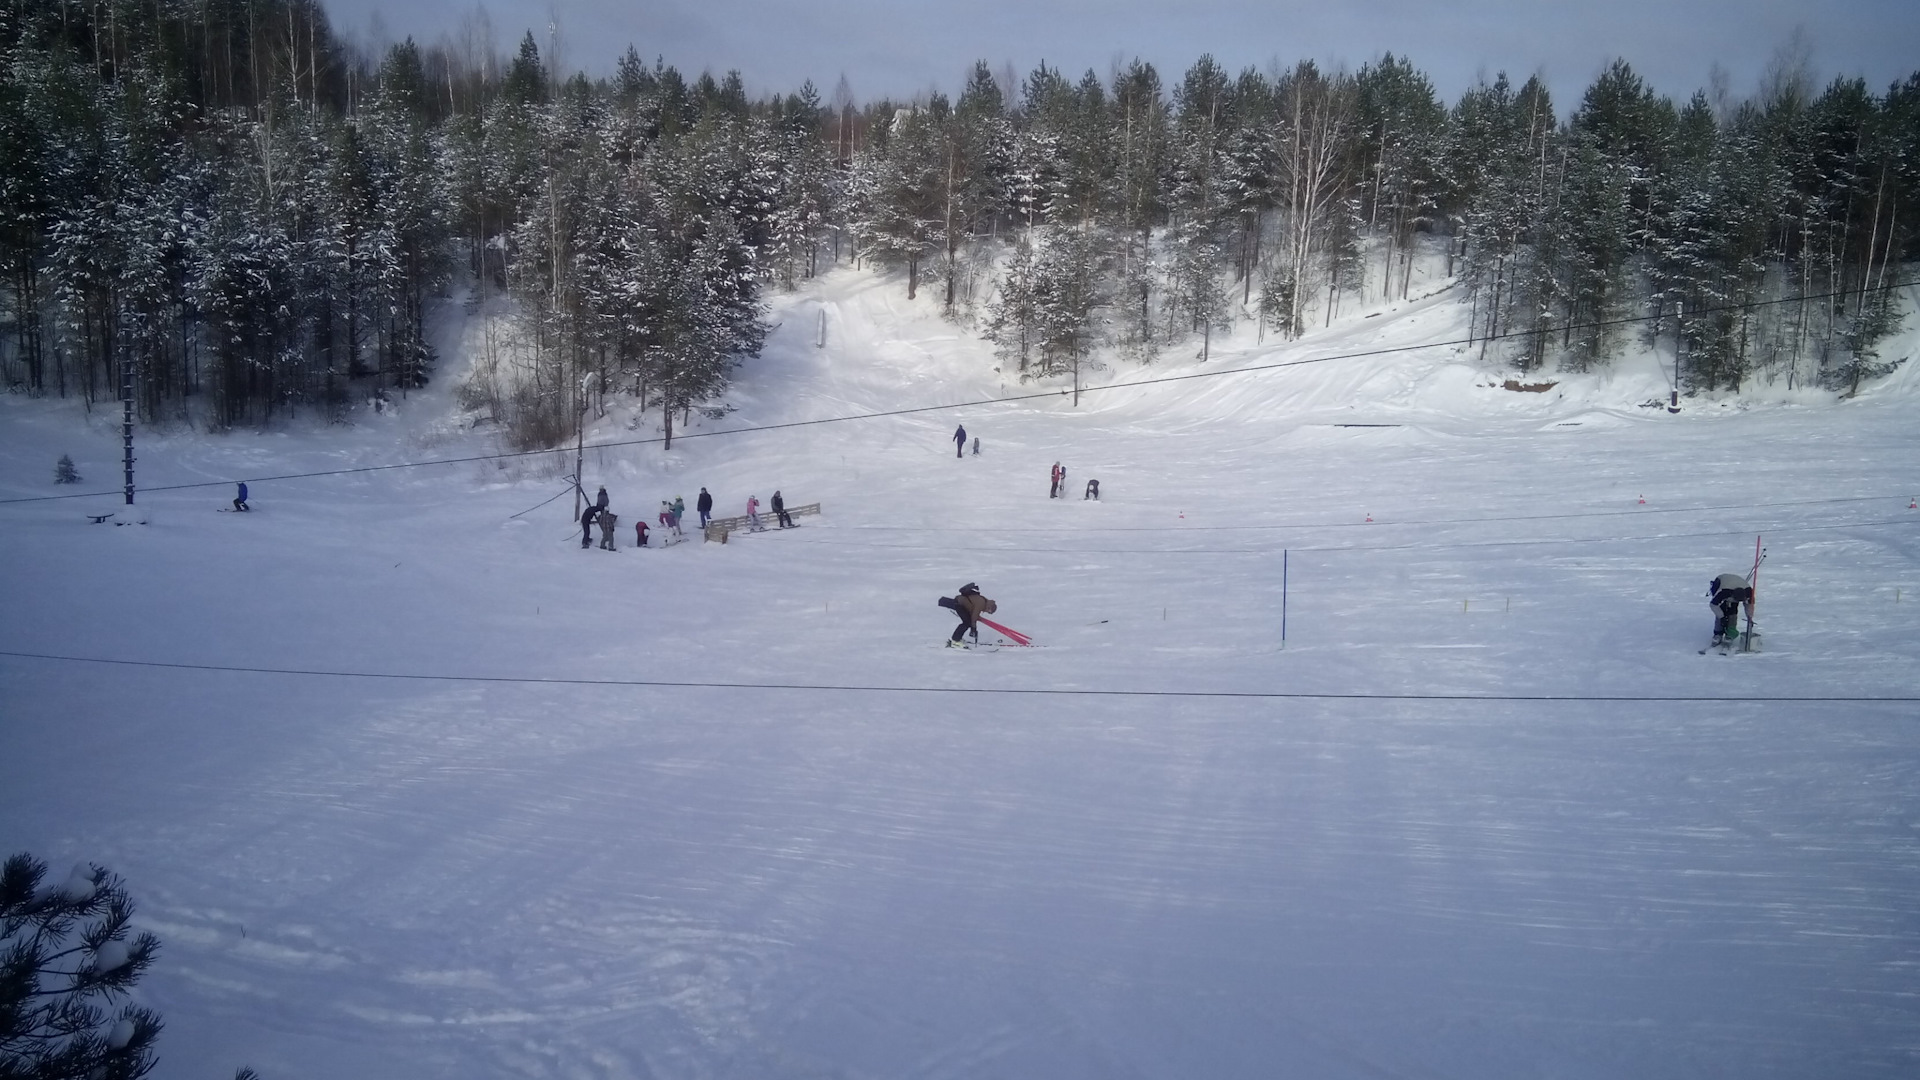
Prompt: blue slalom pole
<box><xmin>1282</xmin><ymin>549</ymin><xmax>1288</xmax><ymax>647</ymax></box>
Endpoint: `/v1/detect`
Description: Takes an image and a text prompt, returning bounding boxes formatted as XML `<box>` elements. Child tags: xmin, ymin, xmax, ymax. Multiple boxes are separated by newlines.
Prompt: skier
<box><xmin>1049</xmin><ymin>462</ymin><xmax>1061</xmax><ymax>498</ymax></box>
<box><xmin>772</xmin><ymin>490</ymin><xmax>794</xmax><ymax>528</ymax></box>
<box><xmin>747</xmin><ymin>495</ymin><xmax>766</xmax><ymax>532</ymax></box>
<box><xmin>697</xmin><ymin>488</ymin><xmax>714</xmax><ymax>529</ymax></box>
<box><xmin>1084</xmin><ymin>478</ymin><xmax>1100</xmax><ymax>500</ymax></box>
<box><xmin>953</xmin><ymin>424</ymin><xmax>967</xmax><ymax>458</ymax></box>
<box><xmin>634</xmin><ymin>518</ymin><xmax>650</xmax><ymax>547</ymax></box>
<box><xmin>1708</xmin><ymin>571</ymin><xmax>1755</xmax><ymax>648</ymax></box>
<box><xmin>232</xmin><ymin>481</ymin><xmax>249</xmax><ymax>512</ymax></box>
<box><xmin>598</xmin><ymin>510</ymin><xmax>619</xmax><ymax>550</ymax></box>
<box><xmin>938</xmin><ymin>582</ymin><xmax>997</xmax><ymax>647</ymax></box>
<box><xmin>580</xmin><ymin>502</ymin><xmax>599</xmax><ymax>548</ymax></box>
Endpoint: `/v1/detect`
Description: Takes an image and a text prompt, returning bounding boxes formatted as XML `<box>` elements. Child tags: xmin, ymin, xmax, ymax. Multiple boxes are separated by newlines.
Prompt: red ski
<box><xmin>976</xmin><ymin>616</ymin><xmax>1033</xmax><ymax>646</ymax></box>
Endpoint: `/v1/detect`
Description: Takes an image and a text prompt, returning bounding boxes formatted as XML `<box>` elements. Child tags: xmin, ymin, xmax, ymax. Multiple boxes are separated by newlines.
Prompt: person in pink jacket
<box><xmin>746</xmin><ymin>495</ymin><xmax>766</xmax><ymax>532</ymax></box>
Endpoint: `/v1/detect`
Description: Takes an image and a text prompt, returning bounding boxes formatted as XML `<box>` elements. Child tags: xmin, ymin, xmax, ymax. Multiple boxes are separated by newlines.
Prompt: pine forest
<box><xmin>3</xmin><ymin>0</ymin><xmax>1917</xmax><ymax>450</ymax></box>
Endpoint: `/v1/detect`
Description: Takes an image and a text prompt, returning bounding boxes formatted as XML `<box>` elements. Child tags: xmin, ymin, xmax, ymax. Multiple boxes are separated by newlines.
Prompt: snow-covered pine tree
<box><xmin>0</xmin><ymin>853</ymin><xmax>162</xmax><ymax>1080</ymax></box>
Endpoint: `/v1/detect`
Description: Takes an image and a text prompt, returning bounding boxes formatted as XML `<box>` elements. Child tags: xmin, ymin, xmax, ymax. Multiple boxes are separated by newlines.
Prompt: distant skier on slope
<box><xmin>232</xmin><ymin>481</ymin><xmax>249</xmax><ymax>511</ymax></box>
<box><xmin>1708</xmin><ymin>571</ymin><xmax>1754</xmax><ymax>648</ymax></box>
<box><xmin>1049</xmin><ymin>462</ymin><xmax>1061</xmax><ymax>498</ymax></box>
<box><xmin>953</xmin><ymin>424</ymin><xmax>967</xmax><ymax>458</ymax></box>
<box><xmin>937</xmin><ymin>582</ymin><xmax>996</xmax><ymax>647</ymax></box>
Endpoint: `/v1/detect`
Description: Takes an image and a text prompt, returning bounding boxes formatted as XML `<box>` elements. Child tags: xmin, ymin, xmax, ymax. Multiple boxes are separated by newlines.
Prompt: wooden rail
<box><xmin>703</xmin><ymin>501</ymin><xmax>821</xmax><ymax>542</ymax></box>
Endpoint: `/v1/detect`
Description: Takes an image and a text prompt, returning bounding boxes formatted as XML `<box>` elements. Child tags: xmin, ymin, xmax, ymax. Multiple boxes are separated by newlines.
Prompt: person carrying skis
<box><xmin>938</xmin><ymin>582</ymin><xmax>997</xmax><ymax>647</ymax></box>
<box><xmin>598</xmin><ymin>510</ymin><xmax>619</xmax><ymax>550</ymax></box>
<box><xmin>232</xmin><ymin>481</ymin><xmax>249</xmax><ymax>511</ymax></box>
<box><xmin>772</xmin><ymin>490</ymin><xmax>794</xmax><ymax>528</ymax></box>
<box><xmin>1708</xmin><ymin>572</ymin><xmax>1754</xmax><ymax>648</ymax></box>
<box><xmin>1049</xmin><ymin>463</ymin><xmax>1061</xmax><ymax>498</ymax></box>
<box><xmin>697</xmin><ymin>488</ymin><xmax>714</xmax><ymax>528</ymax></box>
<box><xmin>747</xmin><ymin>495</ymin><xmax>766</xmax><ymax>532</ymax></box>
<box><xmin>953</xmin><ymin>424</ymin><xmax>967</xmax><ymax>458</ymax></box>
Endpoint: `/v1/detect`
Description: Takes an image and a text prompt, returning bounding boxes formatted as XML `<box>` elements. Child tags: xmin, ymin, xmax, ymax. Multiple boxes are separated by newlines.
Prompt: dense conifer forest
<box><xmin>3</xmin><ymin>1</ymin><xmax>1915</xmax><ymax>446</ymax></box>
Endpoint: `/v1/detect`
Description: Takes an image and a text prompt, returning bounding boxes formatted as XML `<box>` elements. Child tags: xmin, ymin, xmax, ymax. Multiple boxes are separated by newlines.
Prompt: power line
<box><xmin>843</xmin><ymin>493</ymin><xmax>1915</xmax><ymax>535</ymax></box>
<box><xmin>780</xmin><ymin>516</ymin><xmax>1918</xmax><ymax>556</ymax></box>
<box><xmin>4</xmin><ymin>277</ymin><xmax>1912</xmax><ymax>508</ymax></box>
<box><xmin>0</xmin><ymin>649</ymin><xmax>1912</xmax><ymax>703</ymax></box>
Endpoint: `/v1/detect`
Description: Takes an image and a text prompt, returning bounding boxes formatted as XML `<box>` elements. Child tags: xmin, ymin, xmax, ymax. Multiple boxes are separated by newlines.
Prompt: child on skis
<box><xmin>1708</xmin><ymin>572</ymin><xmax>1754</xmax><ymax>647</ymax></box>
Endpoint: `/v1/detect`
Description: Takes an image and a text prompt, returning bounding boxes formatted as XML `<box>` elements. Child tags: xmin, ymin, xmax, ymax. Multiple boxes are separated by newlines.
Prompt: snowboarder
<box><xmin>580</xmin><ymin>503</ymin><xmax>599</xmax><ymax>548</ymax></box>
<box><xmin>1084</xmin><ymin>478</ymin><xmax>1100</xmax><ymax>500</ymax></box>
<box><xmin>1049</xmin><ymin>463</ymin><xmax>1061</xmax><ymax>498</ymax></box>
<box><xmin>971</xmin><ymin>437</ymin><xmax>981</xmax><ymax>456</ymax></box>
<box><xmin>634</xmin><ymin>518</ymin><xmax>650</xmax><ymax>547</ymax></box>
<box><xmin>772</xmin><ymin>490</ymin><xmax>794</xmax><ymax>528</ymax></box>
<box><xmin>953</xmin><ymin>424</ymin><xmax>967</xmax><ymax>458</ymax></box>
<box><xmin>598</xmin><ymin>511</ymin><xmax>619</xmax><ymax>550</ymax></box>
<box><xmin>697</xmin><ymin>488</ymin><xmax>714</xmax><ymax>528</ymax></box>
<box><xmin>232</xmin><ymin>481</ymin><xmax>249</xmax><ymax>511</ymax></box>
<box><xmin>1708</xmin><ymin>572</ymin><xmax>1755</xmax><ymax>648</ymax></box>
<box><xmin>747</xmin><ymin>495</ymin><xmax>766</xmax><ymax>532</ymax></box>
<box><xmin>938</xmin><ymin>582</ymin><xmax>997</xmax><ymax>647</ymax></box>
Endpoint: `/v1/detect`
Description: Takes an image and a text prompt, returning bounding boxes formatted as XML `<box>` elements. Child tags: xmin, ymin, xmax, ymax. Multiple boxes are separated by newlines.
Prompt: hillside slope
<box><xmin>2</xmin><ymin>269</ymin><xmax>1917</xmax><ymax>1080</ymax></box>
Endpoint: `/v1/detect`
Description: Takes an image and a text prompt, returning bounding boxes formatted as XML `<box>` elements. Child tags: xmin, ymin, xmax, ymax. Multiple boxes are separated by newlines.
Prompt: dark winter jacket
<box><xmin>1709</xmin><ymin>573</ymin><xmax>1752</xmax><ymax>609</ymax></box>
<box><xmin>771</xmin><ymin>492</ymin><xmax>785</xmax><ymax>513</ymax></box>
<box><xmin>697</xmin><ymin>491</ymin><xmax>713</xmax><ymax>513</ymax></box>
<box><xmin>953</xmin><ymin>590</ymin><xmax>997</xmax><ymax>624</ymax></box>
<box><xmin>953</xmin><ymin>425</ymin><xmax>967</xmax><ymax>445</ymax></box>
<box><xmin>236</xmin><ymin>482</ymin><xmax>248</xmax><ymax>502</ymax></box>
<box><xmin>595</xmin><ymin>488</ymin><xmax>609</xmax><ymax>511</ymax></box>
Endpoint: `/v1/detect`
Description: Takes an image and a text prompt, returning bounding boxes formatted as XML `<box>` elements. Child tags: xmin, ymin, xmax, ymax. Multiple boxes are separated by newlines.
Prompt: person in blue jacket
<box><xmin>232</xmin><ymin>482</ymin><xmax>249</xmax><ymax>511</ymax></box>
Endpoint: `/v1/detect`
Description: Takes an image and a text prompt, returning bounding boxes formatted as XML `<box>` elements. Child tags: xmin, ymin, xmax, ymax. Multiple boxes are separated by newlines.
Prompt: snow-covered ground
<box><xmin>3</xmin><ymin>268</ymin><xmax>1918</xmax><ymax>1079</ymax></box>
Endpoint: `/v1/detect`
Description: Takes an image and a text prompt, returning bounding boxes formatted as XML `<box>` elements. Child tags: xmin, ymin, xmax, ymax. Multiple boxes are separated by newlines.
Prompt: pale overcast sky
<box><xmin>323</xmin><ymin>0</ymin><xmax>1919</xmax><ymax>113</ymax></box>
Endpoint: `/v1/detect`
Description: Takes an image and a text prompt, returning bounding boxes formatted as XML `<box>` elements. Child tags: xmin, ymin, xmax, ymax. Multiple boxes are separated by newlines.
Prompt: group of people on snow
<box><xmin>1047</xmin><ymin>462</ymin><xmax>1098</xmax><ymax>500</ymax></box>
<box><xmin>579</xmin><ymin>484</ymin><xmax>795</xmax><ymax>550</ymax></box>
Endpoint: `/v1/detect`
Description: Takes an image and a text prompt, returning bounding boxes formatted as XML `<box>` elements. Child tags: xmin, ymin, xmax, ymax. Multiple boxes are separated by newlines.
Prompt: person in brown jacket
<box><xmin>940</xmin><ymin>582</ymin><xmax>996</xmax><ymax>646</ymax></box>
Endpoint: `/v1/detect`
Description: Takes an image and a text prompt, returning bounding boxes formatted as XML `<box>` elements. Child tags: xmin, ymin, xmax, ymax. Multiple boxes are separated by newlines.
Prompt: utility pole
<box><xmin>121</xmin><ymin>359</ymin><xmax>135</xmax><ymax>504</ymax></box>
<box><xmin>1669</xmin><ymin>301</ymin><xmax>1683</xmax><ymax>414</ymax></box>
<box><xmin>572</xmin><ymin>396</ymin><xmax>586</xmax><ymax>521</ymax></box>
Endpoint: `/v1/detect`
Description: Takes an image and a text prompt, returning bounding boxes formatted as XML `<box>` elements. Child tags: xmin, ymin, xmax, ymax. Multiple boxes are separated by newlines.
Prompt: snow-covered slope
<box><xmin>2</xmin><ymin>269</ymin><xmax>1917</xmax><ymax>1080</ymax></box>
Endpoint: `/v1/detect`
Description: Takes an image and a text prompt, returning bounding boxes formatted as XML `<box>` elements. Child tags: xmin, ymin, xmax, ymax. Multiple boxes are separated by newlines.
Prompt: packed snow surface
<box><xmin>4</xmin><ymin>269</ymin><xmax>1919</xmax><ymax>1079</ymax></box>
